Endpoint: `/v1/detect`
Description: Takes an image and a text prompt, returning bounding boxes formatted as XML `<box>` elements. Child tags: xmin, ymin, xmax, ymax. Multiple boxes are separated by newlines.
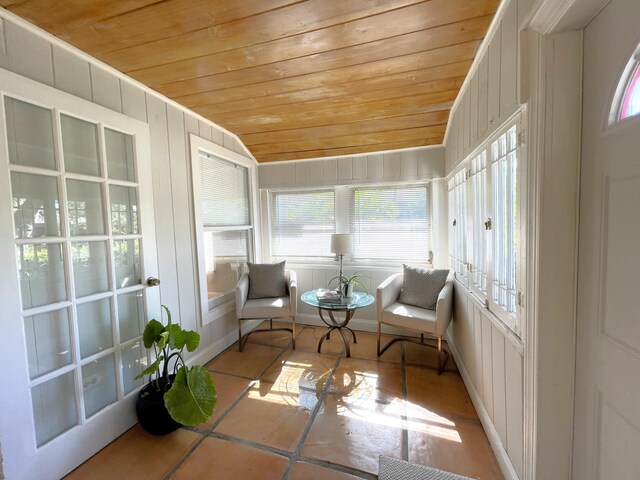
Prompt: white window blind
<box><xmin>271</xmin><ymin>190</ymin><xmax>335</xmax><ymax>258</ymax></box>
<box><xmin>448</xmin><ymin>170</ymin><xmax>467</xmax><ymax>283</ymax></box>
<box><xmin>470</xmin><ymin>151</ymin><xmax>488</xmax><ymax>298</ymax></box>
<box><xmin>349</xmin><ymin>185</ymin><xmax>430</xmax><ymax>262</ymax></box>
<box><xmin>199</xmin><ymin>151</ymin><xmax>249</xmax><ymax>227</ymax></box>
<box><xmin>490</xmin><ymin>126</ymin><xmax>518</xmax><ymax>316</ymax></box>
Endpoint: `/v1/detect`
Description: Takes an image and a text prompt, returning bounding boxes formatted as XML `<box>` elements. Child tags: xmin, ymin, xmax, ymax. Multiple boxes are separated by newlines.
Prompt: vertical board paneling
<box><xmin>146</xmin><ymin>95</ymin><xmax>180</xmax><ymax>312</ymax></box>
<box><xmin>309</xmin><ymin>161</ymin><xmax>324</xmax><ymax>184</ymax></box>
<box><xmin>211</xmin><ymin>126</ymin><xmax>224</xmax><ymax>145</ymax></box>
<box><xmin>367</xmin><ymin>155</ymin><xmax>383</xmax><ymax>179</ymax></box>
<box><xmin>353</xmin><ymin>156</ymin><xmax>367</xmax><ymax>179</ymax></box>
<box><xmin>488</xmin><ymin>25</ymin><xmax>502</xmax><ymax>129</ymax></box>
<box><xmin>167</xmin><ymin>106</ymin><xmax>198</xmax><ymax>333</ymax></box>
<box><xmin>198</xmin><ymin>121</ymin><xmax>212</xmax><ymax>141</ymax></box>
<box><xmin>491</xmin><ymin>324</ymin><xmax>507</xmax><ymax>444</ymax></box>
<box><xmin>477</xmin><ymin>55</ymin><xmax>489</xmax><ymax>139</ymax></box>
<box><xmin>90</xmin><ymin>65</ymin><xmax>122</xmax><ymax>113</ymax></box>
<box><xmin>481</xmin><ymin>315</ymin><xmax>494</xmax><ymax>419</ymax></box>
<box><xmin>322</xmin><ymin>159</ymin><xmax>337</xmax><ymax>182</ymax></box>
<box><xmin>463</xmin><ymin>91</ymin><xmax>471</xmax><ymax>157</ymax></box>
<box><xmin>295</xmin><ymin>162</ymin><xmax>310</xmax><ymax>186</ymax></box>
<box><xmin>518</xmin><ymin>0</ymin><xmax>535</xmax><ymax>27</ymax></box>
<box><xmin>270</xmin><ymin>164</ymin><xmax>284</xmax><ymax>186</ymax></box>
<box><xmin>282</xmin><ymin>163</ymin><xmax>296</xmax><ymax>186</ymax></box>
<box><xmin>473</xmin><ymin>304</ymin><xmax>484</xmax><ymax>395</ymax></box>
<box><xmin>223</xmin><ymin>132</ymin><xmax>235</xmax><ymax>150</ymax></box>
<box><xmin>470</xmin><ymin>73</ymin><xmax>479</xmax><ymax>149</ymax></box>
<box><xmin>52</xmin><ymin>46</ymin><xmax>91</xmax><ymax>101</ymax></box>
<box><xmin>258</xmin><ymin>165</ymin><xmax>270</xmax><ymax>187</ymax></box>
<box><xmin>120</xmin><ymin>82</ymin><xmax>147</xmax><ymax>122</ymax></box>
<box><xmin>2</xmin><ymin>19</ymin><xmax>54</xmax><ymax>86</ymax></box>
<box><xmin>500</xmin><ymin>0</ymin><xmax>518</xmax><ymax>120</ymax></box>
<box><xmin>337</xmin><ymin>157</ymin><xmax>353</xmax><ymax>181</ymax></box>
<box><xmin>400</xmin><ymin>150</ymin><xmax>418</xmax><ymax>178</ymax></box>
<box><xmin>383</xmin><ymin>152</ymin><xmax>401</xmax><ymax>179</ymax></box>
<box><xmin>505</xmin><ymin>340</ymin><xmax>524</xmax><ymax>477</ymax></box>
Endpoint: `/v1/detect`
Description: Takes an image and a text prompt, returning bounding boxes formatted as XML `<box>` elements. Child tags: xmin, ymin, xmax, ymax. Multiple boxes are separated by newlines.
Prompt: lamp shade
<box><xmin>330</xmin><ymin>233</ymin><xmax>354</xmax><ymax>255</ymax></box>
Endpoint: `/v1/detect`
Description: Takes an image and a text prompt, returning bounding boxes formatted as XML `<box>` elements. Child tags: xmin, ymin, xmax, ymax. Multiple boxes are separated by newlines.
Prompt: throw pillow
<box><xmin>398</xmin><ymin>264</ymin><xmax>450</xmax><ymax>310</ymax></box>
<box><xmin>247</xmin><ymin>261</ymin><xmax>287</xmax><ymax>299</ymax></box>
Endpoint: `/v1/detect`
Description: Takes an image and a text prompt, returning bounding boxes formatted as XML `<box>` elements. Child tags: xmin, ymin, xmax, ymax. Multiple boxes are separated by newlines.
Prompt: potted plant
<box><xmin>135</xmin><ymin>305</ymin><xmax>217</xmax><ymax>435</ymax></box>
<box><xmin>329</xmin><ymin>272</ymin><xmax>369</xmax><ymax>299</ymax></box>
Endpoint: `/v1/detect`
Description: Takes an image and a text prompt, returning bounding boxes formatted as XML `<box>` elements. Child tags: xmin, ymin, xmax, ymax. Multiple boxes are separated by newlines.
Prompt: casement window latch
<box><xmin>484</xmin><ymin>217</ymin><xmax>492</xmax><ymax>230</ymax></box>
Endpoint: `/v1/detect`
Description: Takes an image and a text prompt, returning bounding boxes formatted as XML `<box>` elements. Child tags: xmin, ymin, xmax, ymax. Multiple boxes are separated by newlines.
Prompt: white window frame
<box><xmin>190</xmin><ymin>134</ymin><xmax>259</xmax><ymax>326</ymax></box>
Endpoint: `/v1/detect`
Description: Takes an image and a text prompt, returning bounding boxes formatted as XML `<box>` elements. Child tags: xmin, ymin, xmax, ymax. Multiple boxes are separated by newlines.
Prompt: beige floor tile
<box><xmin>246</xmin><ymin>320</ymin><xmax>296</xmax><ymax>348</ymax></box>
<box><xmin>65</xmin><ymin>425</ymin><xmax>201</xmax><ymax>480</ymax></box>
<box><xmin>405</xmin><ymin>366</ymin><xmax>477</xmax><ymax>420</ymax></box>
<box><xmin>329</xmin><ymin>357</ymin><xmax>403</xmax><ymax>402</ymax></box>
<box><xmin>214</xmin><ymin>380</ymin><xmax>316</xmax><ymax>452</ymax></box>
<box><xmin>295</xmin><ymin>326</ymin><xmax>401</xmax><ymax>362</ymax></box>
<box><xmin>301</xmin><ymin>393</ymin><xmax>403</xmax><ymax>475</ymax></box>
<box><xmin>172</xmin><ymin>437</ymin><xmax>288</xmax><ymax>480</ymax></box>
<box><xmin>289</xmin><ymin>461</ymin><xmax>364</xmax><ymax>480</ymax></box>
<box><xmin>408</xmin><ymin>418</ymin><xmax>503</xmax><ymax>479</ymax></box>
<box><xmin>205</xmin><ymin>343</ymin><xmax>283</xmax><ymax>379</ymax></box>
<box><xmin>196</xmin><ymin>372</ymin><xmax>253</xmax><ymax>430</ymax></box>
<box><xmin>404</xmin><ymin>339</ymin><xmax>458</xmax><ymax>372</ymax></box>
<box><xmin>261</xmin><ymin>350</ymin><xmax>337</xmax><ymax>393</ymax></box>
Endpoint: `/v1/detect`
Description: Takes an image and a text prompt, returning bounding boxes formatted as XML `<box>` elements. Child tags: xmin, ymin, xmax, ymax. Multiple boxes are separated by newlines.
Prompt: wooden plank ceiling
<box><xmin>2</xmin><ymin>0</ymin><xmax>500</xmax><ymax>162</ymax></box>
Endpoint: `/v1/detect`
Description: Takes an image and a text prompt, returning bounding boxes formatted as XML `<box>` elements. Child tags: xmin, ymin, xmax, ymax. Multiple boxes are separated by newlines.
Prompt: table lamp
<box><xmin>330</xmin><ymin>233</ymin><xmax>353</xmax><ymax>280</ymax></box>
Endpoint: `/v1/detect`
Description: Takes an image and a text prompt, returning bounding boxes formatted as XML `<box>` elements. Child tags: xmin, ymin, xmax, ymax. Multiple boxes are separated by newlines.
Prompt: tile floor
<box><xmin>66</xmin><ymin>322</ymin><xmax>503</xmax><ymax>480</ymax></box>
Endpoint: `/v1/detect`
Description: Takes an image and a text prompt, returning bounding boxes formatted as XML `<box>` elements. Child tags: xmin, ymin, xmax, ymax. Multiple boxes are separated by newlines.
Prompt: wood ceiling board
<box><xmin>249</xmin><ymin>124</ymin><xmax>447</xmax><ymax>157</ymax></box>
<box><xmin>194</xmin><ymin>62</ymin><xmax>471</xmax><ymax>116</ymax></box>
<box><xmin>212</xmin><ymin>91</ymin><xmax>457</xmax><ymax>134</ymax></box>
<box><xmin>57</xmin><ymin>0</ymin><xmax>303</xmax><ymax>55</ymax></box>
<box><xmin>242</xmin><ymin>111</ymin><xmax>450</xmax><ymax>146</ymax></box>
<box><xmin>130</xmin><ymin>12</ymin><xmax>492</xmax><ymax>88</ymax></box>
<box><xmin>106</xmin><ymin>0</ymin><xmax>498</xmax><ymax>73</ymax></box>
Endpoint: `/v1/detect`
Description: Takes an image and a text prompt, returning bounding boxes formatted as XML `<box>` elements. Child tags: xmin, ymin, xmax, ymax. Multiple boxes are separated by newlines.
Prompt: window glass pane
<box><xmin>204</xmin><ymin>230</ymin><xmax>249</xmax><ymax>305</ymax></box>
<box><xmin>82</xmin><ymin>354</ymin><xmax>117</xmax><ymax>418</ymax></box>
<box><xmin>32</xmin><ymin>372</ymin><xmax>77</xmax><ymax>447</ymax></box>
<box><xmin>24</xmin><ymin>308</ymin><xmax>72</xmax><ymax>380</ymax></box>
<box><xmin>121</xmin><ymin>341</ymin><xmax>145</xmax><ymax>395</ymax></box>
<box><xmin>118</xmin><ymin>291</ymin><xmax>144</xmax><ymax>342</ymax></box>
<box><xmin>72</xmin><ymin>241</ymin><xmax>109</xmax><ymax>297</ymax></box>
<box><xmin>61</xmin><ymin>114</ymin><xmax>100</xmax><ymax>176</ymax></box>
<box><xmin>4</xmin><ymin>97</ymin><xmax>55</xmax><ymax>170</ymax></box>
<box><xmin>105</xmin><ymin>128</ymin><xmax>135</xmax><ymax>181</ymax></box>
<box><xmin>350</xmin><ymin>185</ymin><xmax>429</xmax><ymax>262</ymax></box>
<box><xmin>621</xmin><ymin>65</ymin><xmax>640</xmax><ymax>120</ymax></box>
<box><xmin>114</xmin><ymin>239</ymin><xmax>141</xmax><ymax>289</ymax></box>
<box><xmin>199</xmin><ymin>152</ymin><xmax>249</xmax><ymax>227</ymax></box>
<box><xmin>11</xmin><ymin>172</ymin><xmax>61</xmax><ymax>238</ymax></box>
<box><xmin>109</xmin><ymin>185</ymin><xmax>138</xmax><ymax>235</ymax></box>
<box><xmin>77</xmin><ymin>298</ymin><xmax>113</xmax><ymax>358</ymax></box>
<box><xmin>271</xmin><ymin>190</ymin><xmax>335</xmax><ymax>258</ymax></box>
<box><xmin>16</xmin><ymin>243</ymin><xmax>66</xmax><ymax>309</ymax></box>
<box><xmin>66</xmin><ymin>180</ymin><xmax>105</xmax><ymax>236</ymax></box>
<box><xmin>470</xmin><ymin>152</ymin><xmax>487</xmax><ymax>295</ymax></box>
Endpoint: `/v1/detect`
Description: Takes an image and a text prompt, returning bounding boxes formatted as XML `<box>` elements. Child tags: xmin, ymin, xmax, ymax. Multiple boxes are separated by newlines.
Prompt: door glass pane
<box><xmin>105</xmin><ymin>129</ymin><xmax>135</xmax><ymax>182</ymax></box>
<box><xmin>24</xmin><ymin>308</ymin><xmax>72</xmax><ymax>380</ymax></box>
<box><xmin>72</xmin><ymin>241</ymin><xmax>109</xmax><ymax>297</ymax></box>
<box><xmin>118</xmin><ymin>290</ymin><xmax>144</xmax><ymax>342</ymax></box>
<box><xmin>4</xmin><ymin>97</ymin><xmax>55</xmax><ymax>170</ymax></box>
<box><xmin>114</xmin><ymin>239</ymin><xmax>140</xmax><ymax>289</ymax></box>
<box><xmin>16</xmin><ymin>243</ymin><xmax>66</xmax><ymax>309</ymax></box>
<box><xmin>61</xmin><ymin>115</ymin><xmax>100</xmax><ymax>177</ymax></box>
<box><xmin>122</xmin><ymin>341</ymin><xmax>145</xmax><ymax>395</ymax></box>
<box><xmin>31</xmin><ymin>372</ymin><xmax>77</xmax><ymax>447</ymax></box>
<box><xmin>109</xmin><ymin>185</ymin><xmax>138</xmax><ymax>235</ymax></box>
<box><xmin>66</xmin><ymin>180</ymin><xmax>105</xmax><ymax>236</ymax></box>
<box><xmin>77</xmin><ymin>298</ymin><xmax>113</xmax><ymax>358</ymax></box>
<box><xmin>11</xmin><ymin>172</ymin><xmax>61</xmax><ymax>238</ymax></box>
<box><xmin>82</xmin><ymin>354</ymin><xmax>117</xmax><ymax>418</ymax></box>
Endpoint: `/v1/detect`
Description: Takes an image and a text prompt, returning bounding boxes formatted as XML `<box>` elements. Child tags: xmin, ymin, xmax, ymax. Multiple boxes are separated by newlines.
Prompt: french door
<box><xmin>0</xmin><ymin>69</ymin><xmax>159</xmax><ymax>480</ymax></box>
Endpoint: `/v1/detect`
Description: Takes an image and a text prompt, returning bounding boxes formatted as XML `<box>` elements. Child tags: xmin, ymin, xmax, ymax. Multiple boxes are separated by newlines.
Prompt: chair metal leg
<box><xmin>377</xmin><ymin>326</ymin><xmax>449</xmax><ymax>374</ymax></box>
<box><xmin>376</xmin><ymin>321</ymin><xmax>382</xmax><ymax>356</ymax></box>
<box><xmin>238</xmin><ymin>317</ymin><xmax>244</xmax><ymax>352</ymax></box>
<box><xmin>292</xmin><ymin>317</ymin><xmax>296</xmax><ymax>350</ymax></box>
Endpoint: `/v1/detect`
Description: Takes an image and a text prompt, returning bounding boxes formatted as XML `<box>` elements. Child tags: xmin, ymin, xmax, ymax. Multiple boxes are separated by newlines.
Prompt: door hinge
<box><xmin>517</xmin><ymin>132</ymin><xmax>525</xmax><ymax>147</ymax></box>
<box><xmin>516</xmin><ymin>290</ymin><xmax>523</xmax><ymax>307</ymax></box>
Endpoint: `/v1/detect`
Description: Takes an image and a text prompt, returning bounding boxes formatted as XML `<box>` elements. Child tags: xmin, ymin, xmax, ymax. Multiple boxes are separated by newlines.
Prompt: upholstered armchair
<box><xmin>376</xmin><ymin>269</ymin><xmax>453</xmax><ymax>374</ymax></box>
<box><xmin>235</xmin><ymin>269</ymin><xmax>297</xmax><ymax>351</ymax></box>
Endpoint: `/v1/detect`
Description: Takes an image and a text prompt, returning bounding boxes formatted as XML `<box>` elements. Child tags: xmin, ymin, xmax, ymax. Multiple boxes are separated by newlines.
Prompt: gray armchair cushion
<box><xmin>247</xmin><ymin>261</ymin><xmax>287</xmax><ymax>299</ymax></box>
<box><xmin>398</xmin><ymin>264</ymin><xmax>450</xmax><ymax>310</ymax></box>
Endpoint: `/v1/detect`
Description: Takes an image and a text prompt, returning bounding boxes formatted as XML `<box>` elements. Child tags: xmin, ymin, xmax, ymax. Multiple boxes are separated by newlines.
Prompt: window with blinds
<box><xmin>199</xmin><ymin>152</ymin><xmax>249</xmax><ymax>227</ymax></box>
<box><xmin>270</xmin><ymin>190</ymin><xmax>335</xmax><ymax>258</ymax></box>
<box><xmin>349</xmin><ymin>185</ymin><xmax>430</xmax><ymax>262</ymax></box>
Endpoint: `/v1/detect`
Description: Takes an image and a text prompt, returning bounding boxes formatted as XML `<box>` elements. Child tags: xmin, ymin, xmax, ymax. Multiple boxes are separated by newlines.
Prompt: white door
<box><xmin>574</xmin><ymin>1</ymin><xmax>640</xmax><ymax>478</ymax></box>
<box><xmin>0</xmin><ymin>69</ymin><xmax>160</xmax><ymax>480</ymax></box>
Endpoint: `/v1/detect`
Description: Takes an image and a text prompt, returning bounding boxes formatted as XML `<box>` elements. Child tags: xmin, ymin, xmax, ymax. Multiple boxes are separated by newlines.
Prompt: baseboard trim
<box><xmin>445</xmin><ymin>331</ymin><xmax>520</xmax><ymax>480</ymax></box>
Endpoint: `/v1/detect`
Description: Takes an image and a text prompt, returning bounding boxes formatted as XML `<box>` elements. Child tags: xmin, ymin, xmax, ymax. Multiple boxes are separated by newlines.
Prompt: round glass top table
<box><xmin>300</xmin><ymin>289</ymin><xmax>374</xmax><ymax>357</ymax></box>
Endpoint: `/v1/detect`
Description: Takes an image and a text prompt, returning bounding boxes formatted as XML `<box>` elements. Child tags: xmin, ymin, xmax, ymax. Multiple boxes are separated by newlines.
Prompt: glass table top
<box><xmin>301</xmin><ymin>289</ymin><xmax>374</xmax><ymax>310</ymax></box>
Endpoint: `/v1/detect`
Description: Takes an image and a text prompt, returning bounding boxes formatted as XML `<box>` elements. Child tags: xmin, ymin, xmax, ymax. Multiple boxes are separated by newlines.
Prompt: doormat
<box><xmin>378</xmin><ymin>456</ymin><xmax>475</xmax><ymax>480</ymax></box>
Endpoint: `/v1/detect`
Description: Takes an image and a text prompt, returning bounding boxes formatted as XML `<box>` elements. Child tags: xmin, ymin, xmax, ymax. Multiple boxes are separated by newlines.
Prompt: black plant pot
<box><xmin>136</xmin><ymin>376</ymin><xmax>181</xmax><ymax>435</ymax></box>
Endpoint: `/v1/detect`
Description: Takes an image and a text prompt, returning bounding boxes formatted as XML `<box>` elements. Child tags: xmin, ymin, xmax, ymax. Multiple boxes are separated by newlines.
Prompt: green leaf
<box><xmin>158</xmin><ymin>331</ymin><xmax>169</xmax><ymax>349</ymax></box>
<box><xmin>134</xmin><ymin>355</ymin><xmax>164</xmax><ymax>379</ymax></box>
<box><xmin>162</xmin><ymin>304</ymin><xmax>172</xmax><ymax>325</ymax></box>
<box><xmin>164</xmin><ymin>365</ymin><xmax>217</xmax><ymax>426</ymax></box>
<box><xmin>142</xmin><ymin>319</ymin><xmax>165</xmax><ymax>349</ymax></box>
<box><xmin>168</xmin><ymin>324</ymin><xmax>186</xmax><ymax>350</ymax></box>
<box><xmin>184</xmin><ymin>331</ymin><xmax>200</xmax><ymax>352</ymax></box>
